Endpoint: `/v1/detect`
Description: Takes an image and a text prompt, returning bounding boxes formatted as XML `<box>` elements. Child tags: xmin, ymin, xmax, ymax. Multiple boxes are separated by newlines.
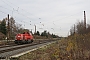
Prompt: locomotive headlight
<box><xmin>18</xmin><ymin>36</ymin><xmax>21</xmax><ymax>37</ymax></box>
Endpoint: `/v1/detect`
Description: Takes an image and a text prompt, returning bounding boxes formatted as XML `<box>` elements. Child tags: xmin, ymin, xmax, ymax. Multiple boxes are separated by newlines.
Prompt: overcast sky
<box><xmin>0</xmin><ymin>0</ymin><xmax>90</xmax><ymax>37</ymax></box>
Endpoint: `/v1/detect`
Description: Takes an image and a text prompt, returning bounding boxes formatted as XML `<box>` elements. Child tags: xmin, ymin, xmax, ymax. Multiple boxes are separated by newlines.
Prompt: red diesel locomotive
<box><xmin>15</xmin><ymin>32</ymin><xmax>33</xmax><ymax>44</ymax></box>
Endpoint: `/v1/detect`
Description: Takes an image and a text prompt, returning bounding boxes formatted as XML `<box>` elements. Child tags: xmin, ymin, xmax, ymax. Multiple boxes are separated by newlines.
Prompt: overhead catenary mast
<box><xmin>84</xmin><ymin>11</ymin><xmax>86</xmax><ymax>30</ymax></box>
<box><xmin>7</xmin><ymin>14</ymin><xmax>10</xmax><ymax>41</ymax></box>
<box><xmin>74</xmin><ymin>24</ymin><xmax>75</xmax><ymax>34</ymax></box>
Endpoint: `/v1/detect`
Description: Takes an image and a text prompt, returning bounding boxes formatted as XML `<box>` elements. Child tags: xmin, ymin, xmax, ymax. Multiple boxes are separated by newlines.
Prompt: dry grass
<box><xmin>15</xmin><ymin>34</ymin><xmax>90</xmax><ymax>60</ymax></box>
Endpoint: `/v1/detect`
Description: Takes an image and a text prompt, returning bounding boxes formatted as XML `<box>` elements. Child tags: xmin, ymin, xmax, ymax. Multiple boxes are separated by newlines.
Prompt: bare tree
<box><xmin>76</xmin><ymin>21</ymin><xmax>85</xmax><ymax>34</ymax></box>
<box><xmin>86</xmin><ymin>24</ymin><xmax>90</xmax><ymax>33</ymax></box>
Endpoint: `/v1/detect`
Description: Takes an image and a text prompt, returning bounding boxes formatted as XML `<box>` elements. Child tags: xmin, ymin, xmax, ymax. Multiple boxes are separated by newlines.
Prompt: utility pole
<box><xmin>34</xmin><ymin>25</ymin><xmax>36</xmax><ymax>40</ymax></box>
<box><xmin>74</xmin><ymin>24</ymin><xmax>75</xmax><ymax>34</ymax></box>
<box><xmin>34</xmin><ymin>25</ymin><xmax>36</xmax><ymax>34</ymax></box>
<box><xmin>84</xmin><ymin>11</ymin><xmax>86</xmax><ymax>33</ymax></box>
<box><xmin>7</xmin><ymin>14</ymin><xmax>10</xmax><ymax>42</ymax></box>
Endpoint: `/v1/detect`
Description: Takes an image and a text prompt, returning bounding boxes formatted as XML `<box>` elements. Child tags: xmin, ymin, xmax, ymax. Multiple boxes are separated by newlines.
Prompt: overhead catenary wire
<box><xmin>0</xmin><ymin>0</ymin><xmax>34</xmax><ymax>24</ymax></box>
<box><xmin>0</xmin><ymin>0</ymin><xmax>45</xmax><ymax>28</ymax></box>
<box><xmin>0</xmin><ymin>7</ymin><xmax>32</xmax><ymax>27</ymax></box>
<box><xmin>0</xmin><ymin>10</ymin><xmax>7</xmax><ymax>14</ymax></box>
<box><xmin>1</xmin><ymin>0</ymin><xmax>40</xmax><ymax>20</ymax></box>
<box><xmin>0</xmin><ymin>0</ymin><xmax>82</xmax><ymax>26</ymax></box>
<box><xmin>4</xmin><ymin>0</ymin><xmax>39</xmax><ymax>18</ymax></box>
<box><xmin>0</xmin><ymin>0</ymin><xmax>86</xmax><ymax>36</ymax></box>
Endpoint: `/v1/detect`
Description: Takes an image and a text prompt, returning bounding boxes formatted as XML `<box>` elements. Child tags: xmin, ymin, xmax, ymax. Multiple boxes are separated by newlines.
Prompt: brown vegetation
<box><xmin>17</xmin><ymin>34</ymin><xmax>90</xmax><ymax>60</ymax></box>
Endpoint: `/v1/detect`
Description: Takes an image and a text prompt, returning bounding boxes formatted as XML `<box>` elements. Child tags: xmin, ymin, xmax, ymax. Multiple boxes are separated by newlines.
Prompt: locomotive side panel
<box><xmin>15</xmin><ymin>32</ymin><xmax>33</xmax><ymax>44</ymax></box>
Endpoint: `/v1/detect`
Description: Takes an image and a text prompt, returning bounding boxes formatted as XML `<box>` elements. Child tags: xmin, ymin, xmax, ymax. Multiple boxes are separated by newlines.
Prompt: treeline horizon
<box><xmin>0</xmin><ymin>17</ymin><xmax>59</xmax><ymax>40</ymax></box>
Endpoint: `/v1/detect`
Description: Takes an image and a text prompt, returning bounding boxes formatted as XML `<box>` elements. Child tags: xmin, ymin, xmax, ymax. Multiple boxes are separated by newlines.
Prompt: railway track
<box><xmin>0</xmin><ymin>39</ymin><xmax>55</xmax><ymax>48</ymax></box>
<box><xmin>0</xmin><ymin>39</ymin><xmax>57</xmax><ymax>59</ymax></box>
<box><xmin>0</xmin><ymin>43</ymin><xmax>38</xmax><ymax>54</ymax></box>
<box><xmin>0</xmin><ymin>40</ymin><xmax>47</xmax><ymax>54</ymax></box>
